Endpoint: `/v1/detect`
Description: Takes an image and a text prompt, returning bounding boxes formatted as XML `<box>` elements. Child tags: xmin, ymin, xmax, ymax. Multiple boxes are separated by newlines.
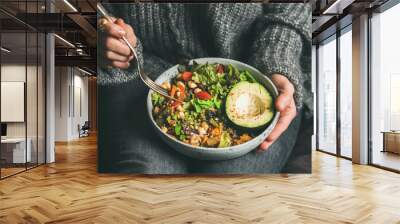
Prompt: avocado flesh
<box><xmin>226</xmin><ymin>81</ymin><xmax>274</xmax><ymax>128</ymax></box>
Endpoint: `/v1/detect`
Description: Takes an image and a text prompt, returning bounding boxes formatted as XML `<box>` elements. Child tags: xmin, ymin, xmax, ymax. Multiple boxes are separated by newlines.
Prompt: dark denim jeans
<box><xmin>98</xmin><ymin>78</ymin><xmax>303</xmax><ymax>174</ymax></box>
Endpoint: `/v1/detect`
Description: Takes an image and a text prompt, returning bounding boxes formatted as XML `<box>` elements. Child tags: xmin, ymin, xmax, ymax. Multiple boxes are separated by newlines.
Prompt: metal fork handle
<box><xmin>97</xmin><ymin>3</ymin><xmax>182</xmax><ymax>103</ymax></box>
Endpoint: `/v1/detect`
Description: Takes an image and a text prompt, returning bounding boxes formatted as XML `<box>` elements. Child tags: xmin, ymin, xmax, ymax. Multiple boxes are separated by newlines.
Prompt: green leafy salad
<box><xmin>151</xmin><ymin>61</ymin><xmax>274</xmax><ymax>148</ymax></box>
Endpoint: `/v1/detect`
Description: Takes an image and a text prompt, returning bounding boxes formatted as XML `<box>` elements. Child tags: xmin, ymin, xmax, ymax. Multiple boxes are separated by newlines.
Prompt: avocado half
<box><xmin>225</xmin><ymin>81</ymin><xmax>274</xmax><ymax>129</ymax></box>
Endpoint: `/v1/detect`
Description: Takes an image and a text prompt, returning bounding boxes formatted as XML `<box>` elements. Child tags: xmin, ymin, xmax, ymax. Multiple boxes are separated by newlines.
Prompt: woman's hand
<box><xmin>99</xmin><ymin>18</ymin><xmax>137</xmax><ymax>69</ymax></box>
<box><xmin>258</xmin><ymin>74</ymin><xmax>297</xmax><ymax>152</ymax></box>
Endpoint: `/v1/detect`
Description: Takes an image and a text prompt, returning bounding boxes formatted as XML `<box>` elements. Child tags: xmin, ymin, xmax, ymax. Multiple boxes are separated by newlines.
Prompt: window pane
<box><xmin>27</xmin><ymin>31</ymin><xmax>38</xmax><ymax>169</ymax></box>
<box><xmin>318</xmin><ymin>36</ymin><xmax>337</xmax><ymax>154</ymax></box>
<box><xmin>371</xmin><ymin>3</ymin><xmax>400</xmax><ymax>171</ymax></box>
<box><xmin>1</xmin><ymin>31</ymin><xmax>28</xmax><ymax>177</ymax></box>
<box><xmin>340</xmin><ymin>29</ymin><xmax>352</xmax><ymax>158</ymax></box>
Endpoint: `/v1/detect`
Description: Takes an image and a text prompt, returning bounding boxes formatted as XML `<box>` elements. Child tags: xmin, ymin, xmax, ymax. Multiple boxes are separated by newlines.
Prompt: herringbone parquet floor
<box><xmin>1</xmin><ymin>135</ymin><xmax>400</xmax><ymax>224</ymax></box>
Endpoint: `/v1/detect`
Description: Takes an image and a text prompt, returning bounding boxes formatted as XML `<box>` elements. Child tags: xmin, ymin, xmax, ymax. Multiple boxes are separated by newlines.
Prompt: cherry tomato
<box><xmin>196</xmin><ymin>91</ymin><xmax>212</xmax><ymax>100</ymax></box>
<box><xmin>182</xmin><ymin>72</ymin><xmax>192</xmax><ymax>81</ymax></box>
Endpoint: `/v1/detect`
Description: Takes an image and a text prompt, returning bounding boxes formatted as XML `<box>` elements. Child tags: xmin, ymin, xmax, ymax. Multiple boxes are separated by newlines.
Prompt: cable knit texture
<box><xmin>98</xmin><ymin>3</ymin><xmax>311</xmax><ymax>108</ymax></box>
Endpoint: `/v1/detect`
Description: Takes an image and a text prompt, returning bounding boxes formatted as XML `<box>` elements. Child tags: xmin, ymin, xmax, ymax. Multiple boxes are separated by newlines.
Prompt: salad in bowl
<box><xmin>147</xmin><ymin>58</ymin><xmax>279</xmax><ymax>160</ymax></box>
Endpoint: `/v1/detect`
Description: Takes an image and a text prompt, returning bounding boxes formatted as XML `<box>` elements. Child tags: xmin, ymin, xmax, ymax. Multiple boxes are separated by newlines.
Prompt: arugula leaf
<box><xmin>233</xmin><ymin>66</ymin><xmax>240</xmax><ymax>79</ymax></box>
<box><xmin>228</xmin><ymin>64</ymin><xmax>233</xmax><ymax>78</ymax></box>
<box><xmin>213</xmin><ymin>97</ymin><xmax>222</xmax><ymax>109</ymax></box>
<box><xmin>190</xmin><ymin>97</ymin><xmax>217</xmax><ymax>114</ymax></box>
<box><xmin>196</xmin><ymin>99</ymin><xmax>213</xmax><ymax>107</ymax></box>
<box><xmin>151</xmin><ymin>93</ymin><xmax>165</xmax><ymax>106</ymax></box>
<box><xmin>192</xmin><ymin>72</ymin><xmax>201</xmax><ymax>83</ymax></box>
<box><xmin>245</xmin><ymin>71</ymin><xmax>257</xmax><ymax>83</ymax></box>
<box><xmin>194</xmin><ymin>104</ymin><xmax>201</xmax><ymax>113</ymax></box>
<box><xmin>174</xmin><ymin>123</ymin><xmax>182</xmax><ymax>136</ymax></box>
<box><xmin>239</xmin><ymin>72</ymin><xmax>247</xmax><ymax>81</ymax></box>
<box><xmin>190</xmin><ymin>99</ymin><xmax>202</xmax><ymax>113</ymax></box>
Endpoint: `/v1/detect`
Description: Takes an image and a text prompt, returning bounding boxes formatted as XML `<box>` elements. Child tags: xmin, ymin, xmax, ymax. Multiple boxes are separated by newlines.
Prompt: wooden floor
<box><xmin>1</xmin><ymin>135</ymin><xmax>400</xmax><ymax>224</ymax></box>
<box><xmin>1</xmin><ymin>167</ymin><xmax>26</xmax><ymax>178</ymax></box>
<box><xmin>1</xmin><ymin>163</ymin><xmax>45</xmax><ymax>178</ymax></box>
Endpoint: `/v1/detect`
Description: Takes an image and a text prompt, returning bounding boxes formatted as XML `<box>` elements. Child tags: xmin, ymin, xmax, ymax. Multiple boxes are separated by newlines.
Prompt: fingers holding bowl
<box><xmin>258</xmin><ymin>74</ymin><xmax>297</xmax><ymax>152</ymax></box>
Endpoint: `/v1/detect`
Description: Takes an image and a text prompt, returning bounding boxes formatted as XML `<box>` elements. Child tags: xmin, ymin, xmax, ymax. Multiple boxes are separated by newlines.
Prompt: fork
<box><xmin>97</xmin><ymin>3</ymin><xmax>182</xmax><ymax>103</ymax></box>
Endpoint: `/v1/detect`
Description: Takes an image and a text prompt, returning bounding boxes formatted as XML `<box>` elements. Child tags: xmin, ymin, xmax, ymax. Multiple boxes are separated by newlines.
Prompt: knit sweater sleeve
<box><xmin>97</xmin><ymin>4</ymin><xmax>144</xmax><ymax>86</ymax></box>
<box><xmin>248</xmin><ymin>3</ymin><xmax>311</xmax><ymax>108</ymax></box>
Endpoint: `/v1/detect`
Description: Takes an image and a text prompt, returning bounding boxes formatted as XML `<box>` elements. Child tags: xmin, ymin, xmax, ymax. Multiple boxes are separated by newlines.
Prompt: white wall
<box><xmin>1</xmin><ymin>82</ymin><xmax>25</xmax><ymax>122</ymax></box>
<box><xmin>72</xmin><ymin>73</ymin><xmax>89</xmax><ymax>138</ymax></box>
<box><xmin>1</xmin><ymin>65</ymin><xmax>27</xmax><ymax>141</ymax></box>
<box><xmin>55</xmin><ymin>66</ymin><xmax>70</xmax><ymax>141</ymax></box>
<box><xmin>1</xmin><ymin>64</ymin><xmax>41</xmax><ymax>137</ymax></box>
<box><xmin>54</xmin><ymin>67</ymin><xmax>89</xmax><ymax>141</ymax></box>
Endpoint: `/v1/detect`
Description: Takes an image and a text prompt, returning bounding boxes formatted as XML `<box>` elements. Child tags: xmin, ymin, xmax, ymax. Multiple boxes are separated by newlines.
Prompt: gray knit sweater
<box><xmin>98</xmin><ymin>3</ymin><xmax>311</xmax><ymax>109</ymax></box>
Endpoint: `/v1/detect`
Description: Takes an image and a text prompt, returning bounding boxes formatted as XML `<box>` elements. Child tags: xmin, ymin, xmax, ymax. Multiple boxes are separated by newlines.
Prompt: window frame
<box><xmin>367</xmin><ymin>0</ymin><xmax>400</xmax><ymax>173</ymax></box>
<box><xmin>315</xmin><ymin>24</ymin><xmax>353</xmax><ymax>161</ymax></box>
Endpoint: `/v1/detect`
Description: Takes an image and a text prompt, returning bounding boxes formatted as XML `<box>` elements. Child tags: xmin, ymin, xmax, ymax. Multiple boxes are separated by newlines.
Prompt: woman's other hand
<box><xmin>258</xmin><ymin>74</ymin><xmax>297</xmax><ymax>152</ymax></box>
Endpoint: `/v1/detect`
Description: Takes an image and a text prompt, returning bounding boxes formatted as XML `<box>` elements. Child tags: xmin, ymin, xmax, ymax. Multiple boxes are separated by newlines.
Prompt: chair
<box><xmin>78</xmin><ymin>121</ymin><xmax>90</xmax><ymax>138</ymax></box>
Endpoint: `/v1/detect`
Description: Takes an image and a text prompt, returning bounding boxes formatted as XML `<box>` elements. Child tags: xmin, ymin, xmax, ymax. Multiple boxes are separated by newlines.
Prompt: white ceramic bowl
<box><xmin>147</xmin><ymin>58</ymin><xmax>280</xmax><ymax>160</ymax></box>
